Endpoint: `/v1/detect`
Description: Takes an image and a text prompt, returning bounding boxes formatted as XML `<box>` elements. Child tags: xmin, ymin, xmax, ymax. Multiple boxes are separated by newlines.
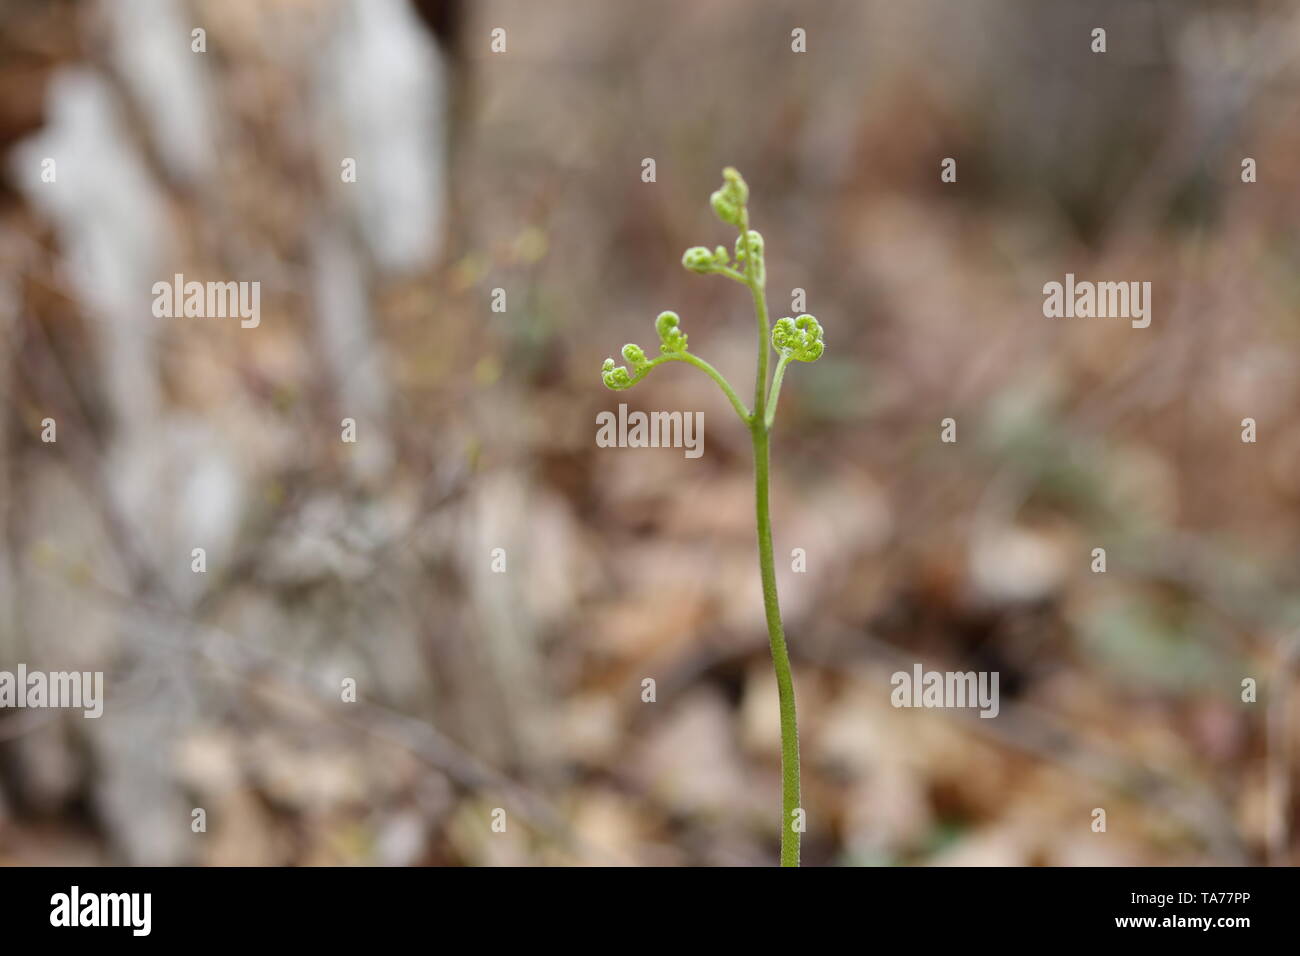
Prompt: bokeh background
<box><xmin>1</xmin><ymin>0</ymin><xmax>1299</xmax><ymax>866</ymax></box>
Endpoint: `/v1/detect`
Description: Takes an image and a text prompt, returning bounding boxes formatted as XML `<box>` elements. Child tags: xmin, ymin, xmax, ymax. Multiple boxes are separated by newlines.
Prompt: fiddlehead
<box><xmin>771</xmin><ymin>314</ymin><xmax>825</xmax><ymax>363</ymax></box>
<box><xmin>766</xmin><ymin>314</ymin><xmax>824</xmax><ymax>428</ymax></box>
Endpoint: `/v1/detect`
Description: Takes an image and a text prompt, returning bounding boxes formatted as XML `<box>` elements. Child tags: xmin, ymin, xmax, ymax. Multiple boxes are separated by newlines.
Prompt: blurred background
<box><xmin>1</xmin><ymin>0</ymin><xmax>1299</xmax><ymax>866</ymax></box>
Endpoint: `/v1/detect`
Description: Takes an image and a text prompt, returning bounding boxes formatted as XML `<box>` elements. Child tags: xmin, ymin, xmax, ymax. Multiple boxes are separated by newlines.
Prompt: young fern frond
<box><xmin>600</xmin><ymin>311</ymin><xmax>750</xmax><ymax>421</ymax></box>
<box><xmin>598</xmin><ymin>168</ymin><xmax>825</xmax><ymax>866</ymax></box>
<box><xmin>766</xmin><ymin>314</ymin><xmax>824</xmax><ymax>428</ymax></box>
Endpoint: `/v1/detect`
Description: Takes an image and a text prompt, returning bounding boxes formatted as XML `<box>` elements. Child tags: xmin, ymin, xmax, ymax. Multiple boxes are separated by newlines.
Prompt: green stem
<box><xmin>751</xmin><ymin>418</ymin><xmax>800</xmax><ymax>867</ymax></box>
<box><xmin>618</xmin><ymin>353</ymin><xmax>751</xmax><ymax>423</ymax></box>
<box><xmin>741</xmin><ymin>211</ymin><xmax>769</xmax><ymax>415</ymax></box>
<box><xmin>764</xmin><ymin>355</ymin><xmax>792</xmax><ymax>430</ymax></box>
<box><xmin>714</xmin><ymin>265</ymin><xmax>750</xmax><ymax>286</ymax></box>
<box><xmin>740</xmin><ymin>215</ymin><xmax>801</xmax><ymax>867</ymax></box>
<box><xmin>678</xmin><ymin>353</ymin><xmax>751</xmax><ymax>423</ymax></box>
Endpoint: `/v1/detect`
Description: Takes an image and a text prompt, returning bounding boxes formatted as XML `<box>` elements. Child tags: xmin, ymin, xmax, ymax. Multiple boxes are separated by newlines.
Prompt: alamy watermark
<box><xmin>1043</xmin><ymin>273</ymin><xmax>1150</xmax><ymax>328</ymax></box>
<box><xmin>891</xmin><ymin>663</ymin><xmax>999</xmax><ymax>718</ymax></box>
<box><xmin>596</xmin><ymin>403</ymin><xmax>704</xmax><ymax>459</ymax></box>
<box><xmin>0</xmin><ymin>664</ymin><xmax>103</xmax><ymax>718</ymax></box>
<box><xmin>152</xmin><ymin>273</ymin><xmax>261</xmax><ymax>328</ymax></box>
<box><xmin>50</xmin><ymin>886</ymin><xmax>150</xmax><ymax>936</ymax></box>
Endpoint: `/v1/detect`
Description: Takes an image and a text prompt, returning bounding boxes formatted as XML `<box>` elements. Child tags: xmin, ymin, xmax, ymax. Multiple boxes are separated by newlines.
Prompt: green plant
<box><xmin>600</xmin><ymin>168</ymin><xmax>823</xmax><ymax>866</ymax></box>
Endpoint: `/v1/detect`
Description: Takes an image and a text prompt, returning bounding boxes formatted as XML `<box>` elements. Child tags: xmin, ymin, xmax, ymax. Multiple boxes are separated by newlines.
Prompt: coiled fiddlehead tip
<box><xmin>655</xmin><ymin>311</ymin><xmax>688</xmax><ymax>354</ymax></box>
<box><xmin>734</xmin><ymin>229</ymin><xmax>763</xmax><ymax>261</ymax></box>
<box><xmin>601</xmin><ymin>356</ymin><xmax>634</xmax><ymax>390</ymax></box>
<box><xmin>734</xmin><ymin>229</ymin><xmax>765</xmax><ymax>284</ymax></box>
<box><xmin>681</xmin><ymin>246</ymin><xmax>714</xmax><ymax>274</ymax></box>
<box><xmin>710</xmin><ymin>167</ymin><xmax>749</xmax><ymax>227</ymax></box>
<box><xmin>722</xmin><ymin>166</ymin><xmax>749</xmax><ymax>204</ymax></box>
<box><xmin>772</xmin><ymin>314</ymin><xmax>825</xmax><ymax>362</ymax></box>
<box><xmin>682</xmin><ymin>245</ymin><xmax>733</xmax><ymax>275</ymax></box>
<box><xmin>621</xmin><ymin>343</ymin><xmax>649</xmax><ymax>369</ymax></box>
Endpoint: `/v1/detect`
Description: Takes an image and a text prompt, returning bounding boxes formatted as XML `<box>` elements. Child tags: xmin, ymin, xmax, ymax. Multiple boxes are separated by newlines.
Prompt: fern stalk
<box><xmin>601</xmin><ymin>168</ymin><xmax>824</xmax><ymax>866</ymax></box>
